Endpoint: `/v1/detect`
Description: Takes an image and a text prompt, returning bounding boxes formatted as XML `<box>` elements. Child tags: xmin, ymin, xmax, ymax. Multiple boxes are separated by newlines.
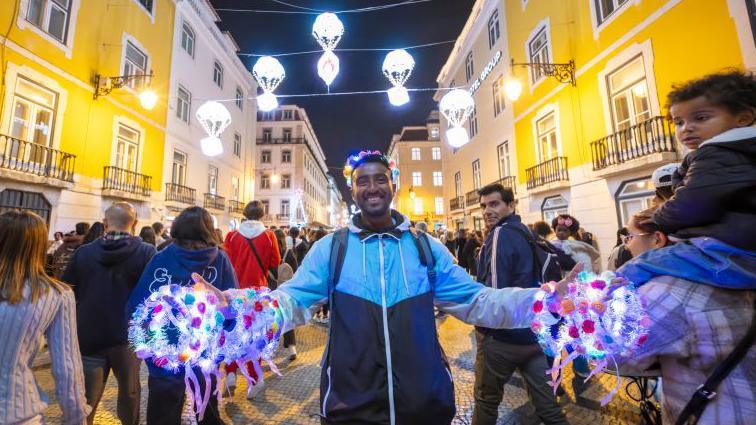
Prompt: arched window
<box><xmin>615</xmin><ymin>177</ymin><xmax>654</xmax><ymax>227</ymax></box>
<box><xmin>541</xmin><ymin>195</ymin><xmax>568</xmax><ymax>223</ymax></box>
<box><xmin>0</xmin><ymin>189</ymin><xmax>52</xmax><ymax>225</ymax></box>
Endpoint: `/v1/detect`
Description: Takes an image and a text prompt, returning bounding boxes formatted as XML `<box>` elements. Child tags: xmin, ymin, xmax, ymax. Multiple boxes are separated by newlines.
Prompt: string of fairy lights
<box><xmin>195</xmin><ymin>2</ymin><xmax>480</xmax><ymax>156</ymax></box>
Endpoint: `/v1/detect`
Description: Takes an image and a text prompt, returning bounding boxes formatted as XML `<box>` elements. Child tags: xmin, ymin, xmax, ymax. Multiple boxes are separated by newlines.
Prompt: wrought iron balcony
<box><xmin>103</xmin><ymin>166</ymin><xmax>151</xmax><ymax>196</ymax></box>
<box><xmin>491</xmin><ymin>175</ymin><xmax>517</xmax><ymax>194</ymax></box>
<box><xmin>449</xmin><ymin>196</ymin><xmax>464</xmax><ymax>211</ymax></box>
<box><xmin>0</xmin><ymin>134</ymin><xmax>75</xmax><ymax>182</ymax></box>
<box><xmin>525</xmin><ymin>157</ymin><xmax>569</xmax><ymax>189</ymax></box>
<box><xmin>203</xmin><ymin>193</ymin><xmax>226</xmax><ymax>210</ymax></box>
<box><xmin>165</xmin><ymin>183</ymin><xmax>195</xmax><ymax>204</ymax></box>
<box><xmin>256</xmin><ymin>137</ymin><xmax>305</xmax><ymax>145</ymax></box>
<box><xmin>228</xmin><ymin>200</ymin><xmax>245</xmax><ymax>214</ymax></box>
<box><xmin>466</xmin><ymin>190</ymin><xmax>480</xmax><ymax>207</ymax></box>
<box><xmin>590</xmin><ymin>116</ymin><xmax>676</xmax><ymax>171</ymax></box>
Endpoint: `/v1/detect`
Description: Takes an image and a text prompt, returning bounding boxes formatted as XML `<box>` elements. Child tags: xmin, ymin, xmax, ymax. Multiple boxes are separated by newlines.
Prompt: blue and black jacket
<box><xmin>274</xmin><ymin>211</ymin><xmax>548</xmax><ymax>425</ymax></box>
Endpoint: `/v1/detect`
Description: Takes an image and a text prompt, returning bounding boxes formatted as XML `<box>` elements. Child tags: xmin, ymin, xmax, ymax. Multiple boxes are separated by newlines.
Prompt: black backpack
<box><xmin>500</xmin><ymin>223</ymin><xmax>564</xmax><ymax>284</ymax></box>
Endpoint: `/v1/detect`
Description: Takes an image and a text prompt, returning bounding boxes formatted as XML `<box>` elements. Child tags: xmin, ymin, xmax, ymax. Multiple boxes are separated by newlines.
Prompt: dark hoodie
<box><xmin>51</xmin><ymin>233</ymin><xmax>84</xmax><ymax>279</ymax></box>
<box><xmin>653</xmin><ymin>127</ymin><xmax>756</xmax><ymax>251</ymax></box>
<box><xmin>126</xmin><ymin>242</ymin><xmax>238</xmax><ymax>376</ymax></box>
<box><xmin>62</xmin><ymin>234</ymin><xmax>156</xmax><ymax>355</ymax></box>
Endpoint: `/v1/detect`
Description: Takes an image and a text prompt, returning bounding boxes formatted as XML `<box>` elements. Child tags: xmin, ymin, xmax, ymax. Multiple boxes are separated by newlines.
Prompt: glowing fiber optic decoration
<box><xmin>195</xmin><ymin>101</ymin><xmax>231</xmax><ymax>157</ymax></box>
<box><xmin>317</xmin><ymin>50</ymin><xmax>340</xmax><ymax>87</ymax></box>
<box><xmin>312</xmin><ymin>13</ymin><xmax>344</xmax><ymax>51</ymax></box>
<box><xmin>312</xmin><ymin>13</ymin><xmax>344</xmax><ymax>88</ymax></box>
<box><xmin>252</xmin><ymin>56</ymin><xmax>286</xmax><ymax>112</ymax></box>
<box><xmin>439</xmin><ymin>89</ymin><xmax>475</xmax><ymax>148</ymax></box>
<box><xmin>530</xmin><ymin>271</ymin><xmax>650</xmax><ymax>406</ymax></box>
<box><xmin>382</xmin><ymin>49</ymin><xmax>415</xmax><ymax>106</ymax></box>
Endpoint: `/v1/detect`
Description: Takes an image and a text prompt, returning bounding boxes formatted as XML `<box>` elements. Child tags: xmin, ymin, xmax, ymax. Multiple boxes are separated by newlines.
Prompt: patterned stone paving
<box><xmin>36</xmin><ymin>317</ymin><xmax>649</xmax><ymax>424</ymax></box>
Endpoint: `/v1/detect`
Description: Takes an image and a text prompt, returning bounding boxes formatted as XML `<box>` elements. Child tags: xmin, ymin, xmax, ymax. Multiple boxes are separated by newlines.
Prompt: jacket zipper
<box><xmin>322</xmin><ymin>366</ymin><xmax>332</xmax><ymax>418</ymax></box>
<box><xmin>378</xmin><ymin>236</ymin><xmax>396</xmax><ymax>425</ymax></box>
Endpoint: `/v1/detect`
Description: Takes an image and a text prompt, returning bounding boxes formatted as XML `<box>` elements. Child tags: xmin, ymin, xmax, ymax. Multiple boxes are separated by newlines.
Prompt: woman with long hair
<box><xmin>0</xmin><ymin>211</ymin><xmax>90</xmax><ymax>424</ymax></box>
<box><xmin>82</xmin><ymin>222</ymin><xmax>105</xmax><ymax>245</ymax></box>
<box><xmin>139</xmin><ymin>225</ymin><xmax>157</xmax><ymax>246</ymax></box>
<box><xmin>127</xmin><ymin>207</ymin><xmax>238</xmax><ymax>425</ymax></box>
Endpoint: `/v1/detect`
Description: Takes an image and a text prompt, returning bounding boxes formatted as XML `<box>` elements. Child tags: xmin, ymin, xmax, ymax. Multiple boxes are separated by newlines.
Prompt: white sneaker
<box><xmin>246</xmin><ymin>379</ymin><xmax>266</xmax><ymax>400</ymax></box>
<box><xmin>287</xmin><ymin>345</ymin><xmax>298</xmax><ymax>361</ymax></box>
<box><xmin>224</xmin><ymin>372</ymin><xmax>236</xmax><ymax>397</ymax></box>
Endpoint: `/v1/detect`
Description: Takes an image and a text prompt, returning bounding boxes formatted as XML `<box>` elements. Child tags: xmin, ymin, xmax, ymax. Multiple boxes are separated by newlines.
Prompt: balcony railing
<box><xmin>257</xmin><ymin>137</ymin><xmax>305</xmax><ymax>145</ymax></box>
<box><xmin>590</xmin><ymin>116</ymin><xmax>676</xmax><ymax>171</ymax></box>
<box><xmin>525</xmin><ymin>157</ymin><xmax>569</xmax><ymax>189</ymax></box>
<box><xmin>276</xmin><ymin>213</ymin><xmax>290</xmax><ymax>221</ymax></box>
<box><xmin>492</xmin><ymin>175</ymin><xmax>517</xmax><ymax>194</ymax></box>
<box><xmin>204</xmin><ymin>193</ymin><xmax>226</xmax><ymax>210</ymax></box>
<box><xmin>228</xmin><ymin>200</ymin><xmax>245</xmax><ymax>214</ymax></box>
<box><xmin>449</xmin><ymin>196</ymin><xmax>464</xmax><ymax>211</ymax></box>
<box><xmin>165</xmin><ymin>183</ymin><xmax>195</xmax><ymax>204</ymax></box>
<box><xmin>103</xmin><ymin>166</ymin><xmax>151</xmax><ymax>196</ymax></box>
<box><xmin>0</xmin><ymin>134</ymin><xmax>75</xmax><ymax>182</ymax></box>
<box><xmin>466</xmin><ymin>189</ymin><xmax>480</xmax><ymax>207</ymax></box>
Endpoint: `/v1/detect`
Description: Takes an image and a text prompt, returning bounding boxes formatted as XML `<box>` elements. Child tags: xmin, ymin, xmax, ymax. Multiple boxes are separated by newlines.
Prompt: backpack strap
<box><xmin>675</xmin><ymin>300</ymin><xmax>756</xmax><ymax>425</ymax></box>
<box><xmin>410</xmin><ymin>231</ymin><xmax>436</xmax><ymax>287</ymax></box>
<box><xmin>502</xmin><ymin>222</ymin><xmax>545</xmax><ymax>283</ymax></box>
<box><xmin>327</xmin><ymin>228</ymin><xmax>350</xmax><ymax>299</ymax></box>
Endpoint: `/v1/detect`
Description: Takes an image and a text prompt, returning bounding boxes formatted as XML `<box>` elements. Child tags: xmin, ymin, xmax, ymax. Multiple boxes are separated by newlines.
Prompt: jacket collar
<box><xmin>494</xmin><ymin>213</ymin><xmax>521</xmax><ymax>228</ymax></box>
<box><xmin>349</xmin><ymin>210</ymin><xmax>410</xmax><ymax>241</ymax></box>
<box><xmin>699</xmin><ymin>126</ymin><xmax>756</xmax><ymax>147</ymax></box>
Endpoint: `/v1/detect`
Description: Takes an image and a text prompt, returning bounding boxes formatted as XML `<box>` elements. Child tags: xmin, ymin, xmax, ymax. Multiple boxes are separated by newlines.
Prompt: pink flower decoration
<box><xmin>590</xmin><ymin>280</ymin><xmax>606</xmax><ymax>290</ymax></box>
<box><xmin>531</xmin><ymin>321</ymin><xmax>543</xmax><ymax>333</ymax></box>
<box><xmin>582</xmin><ymin>320</ymin><xmax>595</xmax><ymax>334</ymax></box>
<box><xmin>637</xmin><ymin>335</ymin><xmax>648</xmax><ymax>345</ymax></box>
<box><xmin>533</xmin><ymin>300</ymin><xmax>544</xmax><ymax>313</ymax></box>
<box><xmin>569</xmin><ymin>325</ymin><xmax>580</xmax><ymax>339</ymax></box>
<box><xmin>191</xmin><ymin>317</ymin><xmax>202</xmax><ymax>328</ymax></box>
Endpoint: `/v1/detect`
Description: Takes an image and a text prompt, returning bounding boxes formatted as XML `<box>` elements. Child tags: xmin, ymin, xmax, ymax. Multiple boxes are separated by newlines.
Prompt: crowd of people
<box><xmin>0</xmin><ymin>71</ymin><xmax>754</xmax><ymax>425</ymax></box>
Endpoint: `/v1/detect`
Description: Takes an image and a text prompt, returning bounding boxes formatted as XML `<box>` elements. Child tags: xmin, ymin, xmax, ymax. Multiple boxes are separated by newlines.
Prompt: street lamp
<box><xmin>505</xmin><ymin>58</ymin><xmax>576</xmax><ymax>101</ymax></box>
<box><xmin>93</xmin><ymin>71</ymin><xmax>157</xmax><ymax>110</ymax></box>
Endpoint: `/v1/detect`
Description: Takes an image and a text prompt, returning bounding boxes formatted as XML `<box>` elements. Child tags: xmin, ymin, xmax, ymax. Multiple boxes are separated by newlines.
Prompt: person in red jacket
<box><xmin>222</xmin><ymin>200</ymin><xmax>281</xmax><ymax>399</ymax></box>
<box><xmin>224</xmin><ymin>200</ymin><xmax>281</xmax><ymax>288</ymax></box>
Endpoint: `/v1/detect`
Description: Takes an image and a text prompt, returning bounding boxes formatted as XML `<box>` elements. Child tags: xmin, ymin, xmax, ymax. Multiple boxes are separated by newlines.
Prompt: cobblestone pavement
<box><xmin>36</xmin><ymin>317</ymin><xmax>649</xmax><ymax>424</ymax></box>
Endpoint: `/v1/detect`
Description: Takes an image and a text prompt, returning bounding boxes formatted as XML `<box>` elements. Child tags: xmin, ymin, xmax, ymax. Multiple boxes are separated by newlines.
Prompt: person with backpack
<box><xmin>222</xmin><ymin>200</ymin><xmax>281</xmax><ymax>399</ymax></box>
<box><xmin>473</xmin><ymin>183</ymin><xmax>568</xmax><ymax>425</ymax></box>
<box><xmin>192</xmin><ymin>151</ymin><xmax>581</xmax><ymax>425</ymax></box>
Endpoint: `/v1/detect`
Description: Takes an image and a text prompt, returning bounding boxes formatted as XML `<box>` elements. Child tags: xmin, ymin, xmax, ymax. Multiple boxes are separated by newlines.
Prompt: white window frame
<box><xmin>208</xmin><ymin>165</ymin><xmax>218</xmax><ymax>195</ymax></box>
<box><xmin>280</xmin><ymin>199</ymin><xmax>290</xmax><ymax>216</ymax></box>
<box><xmin>411</xmin><ymin>147</ymin><xmax>421</xmax><ymax>160</ymax></box>
<box><xmin>261</xmin><ymin>150</ymin><xmax>271</xmax><ymax>163</ymax></box>
<box><xmin>525</xmin><ymin>18</ymin><xmax>553</xmax><ymax>90</ymax></box>
<box><xmin>454</xmin><ymin>171</ymin><xmax>462</xmax><ymax>197</ymax></box>
<box><xmin>262</xmin><ymin>128</ymin><xmax>272</xmax><ymax>142</ymax></box>
<box><xmin>468</xmin><ymin>106</ymin><xmax>478</xmax><ymax>138</ymax></box>
<box><xmin>283</xmin><ymin>128</ymin><xmax>292</xmax><ymax>143</ymax></box>
<box><xmin>281</xmin><ymin>149</ymin><xmax>291</xmax><ymax>163</ymax></box>
<box><xmin>430</xmin><ymin>127</ymin><xmax>439</xmax><ymax>140</ymax></box>
<box><xmin>181</xmin><ymin>22</ymin><xmax>195</xmax><ymax>58</ymax></box>
<box><xmin>465</xmin><ymin>52</ymin><xmax>474</xmax><ymax>82</ymax></box>
<box><xmin>615</xmin><ymin>177</ymin><xmax>654</xmax><ymax>227</ymax></box>
<box><xmin>235</xmin><ymin>87</ymin><xmax>244</xmax><ymax>110</ymax></box>
<box><xmin>17</xmin><ymin>0</ymin><xmax>80</xmax><ymax>58</ymax></box>
<box><xmin>176</xmin><ymin>85</ymin><xmax>191</xmax><ymax>123</ymax></box>
<box><xmin>283</xmin><ymin>109</ymin><xmax>293</xmax><ymax>120</ymax></box>
<box><xmin>412</xmin><ymin>171</ymin><xmax>422</xmax><ymax>187</ymax></box>
<box><xmin>172</xmin><ymin>149</ymin><xmax>187</xmax><ymax>186</ymax></box>
<box><xmin>606</xmin><ymin>55</ymin><xmax>652</xmax><ymax>132</ymax></box>
<box><xmin>233</xmin><ymin>132</ymin><xmax>241</xmax><ymax>157</ymax></box>
<box><xmin>493</xmin><ymin>74</ymin><xmax>505</xmax><ymax>117</ymax></box>
<box><xmin>130</xmin><ymin>0</ymin><xmax>155</xmax><ymax>20</ymax></box>
<box><xmin>281</xmin><ymin>174</ymin><xmax>291</xmax><ymax>189</ymax></box>
<box><xmin>497</xmin><ymin>141</ymin><xmax>512</xmax><ymax>178</ymax></box>
<box><xmin>120</xmin><ymin>34</ymin><xmax>150</xmax><ymax>93</ymax></box>
<box><xmin>9</xmin><ymin>76</ymin><xmax>58</xmax><ymax>147</ymax></box>
<box><xmin>597</xmin><ymin>40</ymin><xmax>661</xmax><ymax>137</ymax></box>
<box><xmin>1</xmin><ymin>63</ymin><xmax>68</xmax><ymax>150</ymax></box>
<box><xmin>433</xmin><ymin>171</ymin><xmax>443</xmax><ymax>186</ymax></box>
<box><xmin>589</xmin><ymin>0</ymin><xmax>637</xmax><ymax>39</ymax></box>
<box><xmin>532</xmin><ymin>103</ymin><xmax>562</xmax><ymax>163</ymax></box>
<box><xmin>114</xmin><ymin>124</ymin><xmax>141</xmax><ymax>172</ymax></box>
<box><xmin>541</xmin><ymin>195</ymin><xmax>569</xmax><ymax>222</ymax></box>
<box><xmin>413</xmin><ymin>198</ymin><xmax>424</xmax><ymax>215</ymax></box>
<box><xmin>231</xmin><ymin>176</ymin><xmax>239</xmax><ymax>201</ymax></box>
<box><xmin>472</xmin><ymin>159</ymin><xmax>481</xmax><ymax>190</ymax></box>
<box><xmin>434</xmin><ymin>197</ymin><xmax>444</xmax><ymax>215</ymax></box>
<box><xmin>487</xmin><ymin>9</ymin><xmax>500</xmax><ymax>49</ymax></box>
<box><xmin>212</xmin><ymin>61</ymin><xmax>223</xmax><ymax>88</ymax></box>
<box><xmin>109</xmin><ymin>115</ymin><xmax>145</xmax><ymax>172</ymax></box>
<box><xmin>432</xmin><ymin>146</ymin><xmax>441</xmax><ymax>160</ymax></box>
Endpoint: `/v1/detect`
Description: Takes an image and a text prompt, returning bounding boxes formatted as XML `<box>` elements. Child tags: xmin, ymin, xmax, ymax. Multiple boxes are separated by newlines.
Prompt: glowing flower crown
<box><xmin>557</xmin><ymin>216</ymin><xmax>574</xmax><ymax>227</ymax></box>
<box><xmin>343</xmin><ymin>150</ymin><xmax>399</xmax><ymax>187</ymax></box>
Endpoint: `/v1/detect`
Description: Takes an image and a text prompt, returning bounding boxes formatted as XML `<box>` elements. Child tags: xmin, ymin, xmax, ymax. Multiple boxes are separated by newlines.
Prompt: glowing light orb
<box><xmin>256</xmin><ymin>92</ymin><xmax>278</xmax><ymax>112</ymax></box>
<box><xmin>382</xmin><ymin>49</ymin><xmax>415</xmax><ymax>106</ymax></box>
<box><xmin>446</xmin><ymin>127</ymin><xmax>470</xmax><ymax>148</ymax></box>
<box><xmin>252</xmin><ymin>56</ymin><xmax>285</xmax><ymax>93</ymax></box>
<box><xmin>317</xmin><ymin>50</ymin><xmax>340</xmax><ymax>87</ymax></box>
<box><xmin>200</xmin><ymin>136</ymin><xmax>223</xmax><ymax>157</ymax></box>
<box><xmin>439</xmin><ymin>89</ymin><xmax>475</xmax><ymax>128</ymax></box>
<box><xmin>312</xmin><ymin>13</ymin><xmax>344</xmax><ymax>51</ymax></box>
<box><xmin>504</xmin><ymin>78</ymin><xmax>523</xmax><ymax>101</ymax></box>
<box><xmin>195</xmin><ymin>101</ymin><xmax>231</xmax><ymax>138</ymax></box>
<box><xmin>387</xmin><ymin>86</ymin><xmax>409</xmax><ymax>106</ymax></box>
<box><xmin>138</xmin><ymin>89</ymin><xmax>158</xmax><ymax>110</ymax></box>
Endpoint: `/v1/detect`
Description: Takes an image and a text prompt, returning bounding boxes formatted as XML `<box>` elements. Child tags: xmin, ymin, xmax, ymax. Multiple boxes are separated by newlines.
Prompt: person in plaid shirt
<box><xmin>618</xmin><ymin>207</ymin><xmax>755</xmax><ymax>424</ymax></box>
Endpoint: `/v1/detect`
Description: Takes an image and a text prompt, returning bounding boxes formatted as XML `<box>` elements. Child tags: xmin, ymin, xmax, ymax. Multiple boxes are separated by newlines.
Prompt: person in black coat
<box><xmin>456</xmin><ymin>229</ymin><xmax>468</xmax><ymax>270</ymax></box>
<box><xmin>444</xmin><ymin>230</ymin><xmax>457</xmax><ymax>256</ymax></box>
<box><xmin>461</xmin><ymin>231</ymin><xmax>482</xmax><ymax>276</ymax></box>
<box><xmin>654</xmin><ymin>71</ymin><xmax>756</xmax><ymax>251</ymax></box>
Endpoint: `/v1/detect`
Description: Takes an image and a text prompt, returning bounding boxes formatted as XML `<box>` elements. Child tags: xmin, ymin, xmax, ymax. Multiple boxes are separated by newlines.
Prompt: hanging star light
<box><xmin>382</xmin><ymin>49</ymin><xmax>415</xmax><ymax>106</ymax></box>
<box><xmin>312</xmin><ymin>12</ymin><xmax>344</xmax><ymax>88</ymax></box>
<box><xmin>252</xmin><ymin>56</ymin><xmax>286</xmax><ymax>112</ymax></box>
<box><xmin>195</xmin><ymin>101</ymin><xmax>232</xmax><ymax>157</ymax></box>
<box><xmin>439</xmin><ymin>89</ymin><xmax>475</xmax><ymax>148</ymax></box>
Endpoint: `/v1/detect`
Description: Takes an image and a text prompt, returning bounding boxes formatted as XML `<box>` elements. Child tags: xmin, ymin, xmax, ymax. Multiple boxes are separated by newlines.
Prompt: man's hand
<box><xmin>191</xmin><ymin>273</ymin><xmax>228</xmax><ymax>308</ymax></box>
<box><xmin>554</xmin><ymin>262</ymin><xmax>584</xmax><ymax>299</ymax></box>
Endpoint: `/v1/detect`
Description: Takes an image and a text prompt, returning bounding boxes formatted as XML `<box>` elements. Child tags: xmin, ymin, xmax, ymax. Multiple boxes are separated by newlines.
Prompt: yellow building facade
<box><xmin>438</xmin><ymin>0</ymin><xmax>755</xmax><ymax>260</ymax></box>
<box><xmin>0</xmin><ymin>0</ymin><xmax>175</xmax><ymax>233</ymax></box>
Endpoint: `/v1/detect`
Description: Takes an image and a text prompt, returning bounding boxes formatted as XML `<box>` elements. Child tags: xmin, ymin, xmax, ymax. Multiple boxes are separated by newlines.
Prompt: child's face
<box><xmin>669</xmin><ymin>96</ymin><xmax>755</xmax><ymax>149</ymax></box>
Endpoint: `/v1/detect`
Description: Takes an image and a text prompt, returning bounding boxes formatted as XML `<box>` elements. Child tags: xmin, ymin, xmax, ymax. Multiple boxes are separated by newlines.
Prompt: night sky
<box><xmin>209</xmin><ymin>0</ymin><xmax>476</xmax><ymax>201</ymax></box>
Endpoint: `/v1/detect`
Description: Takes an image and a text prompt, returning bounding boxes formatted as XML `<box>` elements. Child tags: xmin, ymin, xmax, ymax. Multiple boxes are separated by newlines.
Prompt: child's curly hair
<box><xmin>666</xmin><ymin>70</ymin><xmax>756</xmax><ymax>118</ymax></box>
<box><xmin>551</xmin><ymin>214</ymin><xmax>580</xmax><ymax>234</ymax></box>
